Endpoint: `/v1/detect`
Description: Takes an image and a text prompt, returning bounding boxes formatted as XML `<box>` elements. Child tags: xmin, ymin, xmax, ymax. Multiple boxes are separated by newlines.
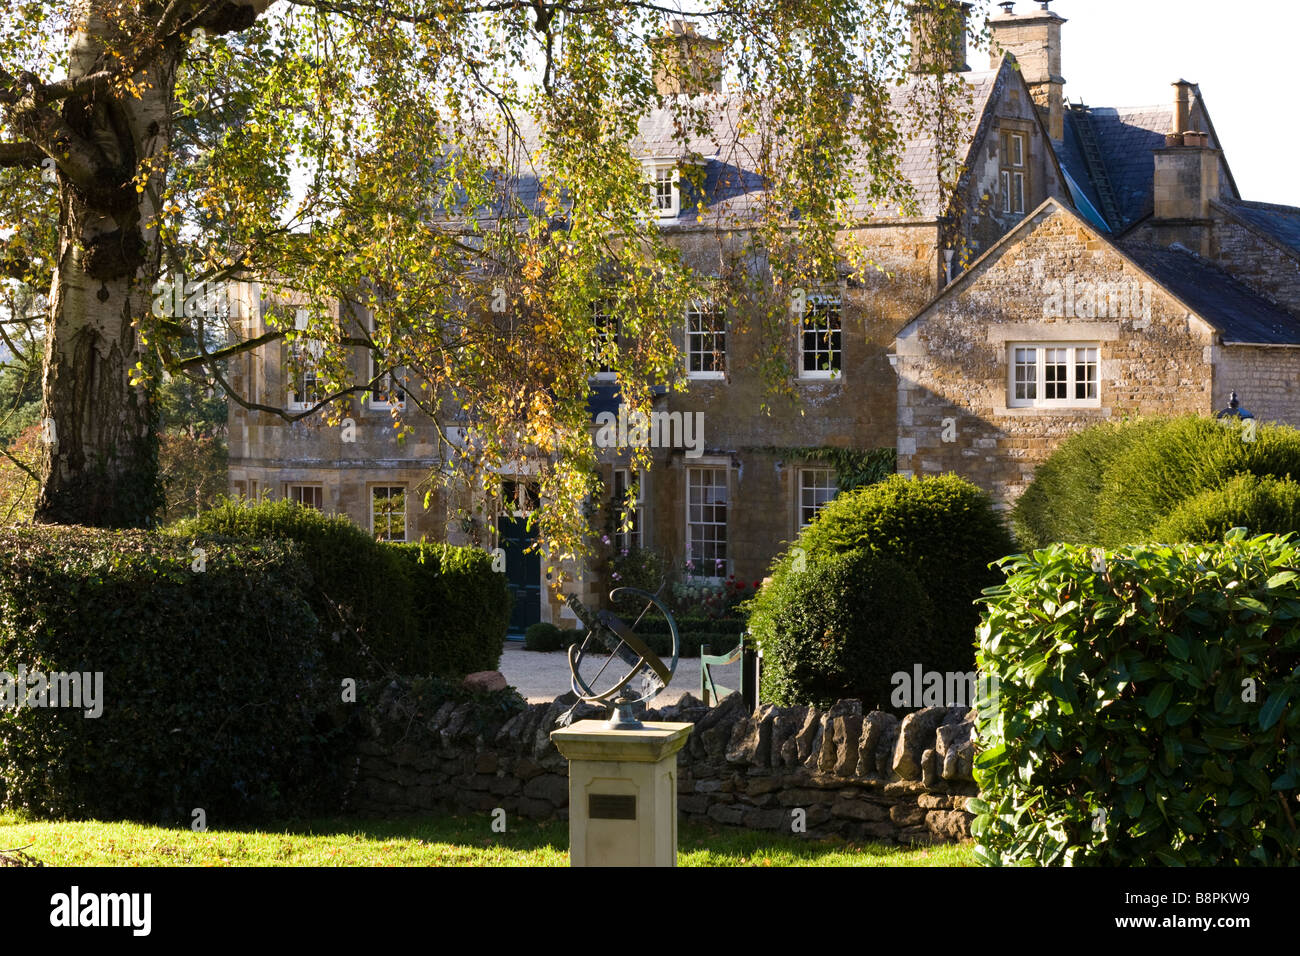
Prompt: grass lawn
<box><xmin>0</xmin><ymin>812</ymin><xmax>976</xmax><ymax>867</ymax></box>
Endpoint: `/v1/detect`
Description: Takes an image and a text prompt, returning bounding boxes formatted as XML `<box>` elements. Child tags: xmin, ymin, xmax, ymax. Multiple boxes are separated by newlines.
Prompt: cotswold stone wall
<box><xmin>347</xmin><ymin>685</ymin><xmax>978</xmax><ymax>844</ymax></box>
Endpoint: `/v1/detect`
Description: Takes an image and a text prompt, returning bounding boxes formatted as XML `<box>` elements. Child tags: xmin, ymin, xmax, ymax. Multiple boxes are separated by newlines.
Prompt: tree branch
<box><xmin>0</xmin><ymin>142</ymin><xmax>44</xmax><ymax>169</ymax></box>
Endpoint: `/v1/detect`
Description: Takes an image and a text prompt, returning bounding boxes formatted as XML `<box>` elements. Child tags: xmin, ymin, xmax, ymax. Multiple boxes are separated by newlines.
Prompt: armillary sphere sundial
<box><xmin>560</xmin><ymin>587</ymin><xmax>680</xmax><ymax>731</ymax></box>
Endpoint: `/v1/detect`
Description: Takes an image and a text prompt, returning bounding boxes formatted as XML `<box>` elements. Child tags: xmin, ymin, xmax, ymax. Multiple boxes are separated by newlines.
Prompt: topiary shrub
<box><xmin>1012</xmin><ymin>418</ymin><xmax>1166</xmax><ymax>548</ymax></box>
<box><xmin>1093</xmin><ymin>415</ymin><xmax>1300</xmax><ymax>546</ymax></box>
<box><xmin>386</xmin><ymin>542</ymin><xmax>508</xmax><ymax>675</ymax></box>
<box><xmin>1151</xmin><ymin>473</ymin><xmax>1300</xmax><ymax>543</ymax></box>
<box><xmin>746</xmin><ymin>549</ymin><xmax>934</xmax><ymax>709</ymax></box>
<box><xmin>524</xmin><ymin>621</ymin><xmax>563</xmax><ymax>652</ymax></box>
<box><xmin>0</xmin><ymin>528</ymin><xmax>339</xmax><ymax>823</ymax></box>
<box><xmin>972</xmin><ymin>531</ymin><xmax>1300</xmax><ymax>866</ymax></box>
<box><xmin>767</xmin><ymin>473</ymin><xmax>1013</xmax><ymax>675</ymax></box>
<box><xmin>173</xmin><ymin>498</ymin><xmax>414</xmax><ymax>679</ymax></box>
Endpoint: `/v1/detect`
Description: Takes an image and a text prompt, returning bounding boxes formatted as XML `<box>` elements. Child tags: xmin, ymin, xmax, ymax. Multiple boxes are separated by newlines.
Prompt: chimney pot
<box><xmin>998</xmin><ymin>2</ymin><xmax>1015</xmax><ymax>13</ymax></box>
<box><xmin>1172</xmin><ymin>79</ymin><xmax>1195</xmax><ymax>135</ymax></box>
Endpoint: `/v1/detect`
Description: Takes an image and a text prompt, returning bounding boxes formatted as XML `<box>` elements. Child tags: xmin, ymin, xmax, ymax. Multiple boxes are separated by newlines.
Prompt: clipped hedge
<box><xmin>387</xmin><ymin>542</ymin><xmax>508</xmax><ymax>674</ymax></box>
<box><xmin>175</xmin><ymin>500</ymin><xmax>507</xmax><ymax>678</ymax></box>
<box><xmin>1151</xmin><ymin>474</ymin><xmax>1300</xmax><ymax>543</ymax></box>
<box><xmin>972</xmin><ymin>531</ymin><xmax>1300</xmax><ymax>866</ymax></box>
<box><xmin>0</xmin><ymin>528</ymin><xmax>339</xmax><ymax>823</ymax></box>
<box><xmin>174</xmin><ymin>498</ymin><xmax>413</xmax><ymax>679</ymax></box>
<box><xmin>767</xmin><ymin>473</ymin><xmax>1013</xmax><ymax>674</ymax></box>
<box><xmin>1094</xmin><ymin>416</ymin><xmax>1300</xmax><ymax>546</ymax></box>
<box><xmin>747</xmin><ymin>550</ymin><xmax>934</xmax><ymax>709</ymax></box>
<box><xmin>1012</xmin><ymin>418</ymin><xmax>1165</xmax><ymax>548</ymax></box>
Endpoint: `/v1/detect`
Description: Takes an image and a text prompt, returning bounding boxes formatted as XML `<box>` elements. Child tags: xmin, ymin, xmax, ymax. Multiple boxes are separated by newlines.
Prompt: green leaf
<box><xmin>1144</xmin><ymin>683</ymin><xmax>1173</xmax><ymax>718</ymax></box>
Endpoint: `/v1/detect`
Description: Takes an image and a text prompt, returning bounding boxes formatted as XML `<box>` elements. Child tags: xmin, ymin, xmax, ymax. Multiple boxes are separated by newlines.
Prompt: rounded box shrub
<box><xmin>0</xmin><ymin>528</ymin><xmax>338</xmax><ymax>823</ymax></box>
<box><xmin>524</xmin><ymin>622</ymin><xmax>563</xmax><ymax>652</ymax></box>
<box><xmin>772</xmin><ymin>473</ymin><xmax>1013</xmax><ymax>675</ymax></box>
<box><xmin>747</xmin><ymin>549</ymin><xmax>934</xmax><ymax>709</ymax></box>
<box><xmin>1151</xmin><ymin>473</ymin><xmax>1300</xmax><ymax>543</ymax></box>
<box><xmin>1012</xmin><ymin>418</ymin><xmax>1165</xmax><ymax>548</ymax></box>
<box><xmin>972</xmin><ymin>531</ymin><xmax>1300</xmax><ymax>866</ymax></box>
<box><xmin>1094</xmin><ymin>415</ymin><xmax>1300</xmax><ymax>546</ymax></box>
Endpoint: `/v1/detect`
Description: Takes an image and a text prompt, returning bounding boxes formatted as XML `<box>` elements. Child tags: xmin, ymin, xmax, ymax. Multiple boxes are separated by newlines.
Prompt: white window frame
<box><xmin>798</xmin><ymin>292</ymin><xmax>843</xmax><ymax>381</ymax></box>
<box><xmin>644</xmin><ymin>161</ymin><xmax>681</xmax><ymax>220</ymax></box>
<box><xmin>371</xmin><ymin>485</ymin><xmax>407</xmax><ymax>542</ymax></box>
<box><xmin>286</xmin><ymin>337</ymin><xmax>324</xmax><ymax>411</ymax></box>
<box><xmin>798</xmin><ymin>468</ymin><xmax>838</xmax><ymax>529</ymax></box>
<box><xmin>686</xmin><ymin>300</ymin><xmax>726</xmax><ymax>379</ymax></box>
<box><xmin>685</xmin><ymin>464</ymin><xmax>729</xmax><ymax>581</ymax></box>
<box><xmin>367</xmin><ymin>314</ymin><xmax>406</xmax><ymax>410</ymax></box>
<box><xmin>611</xmin><ymin>468</ymin><xmax>645</xmax><ymax>553</ymax></box>
<box><xmin>592</xmin><ymin>302</ymin><xmax>619</xmax><ymax>382</ymax></box>
<box><xmin>1006</xmin><ymin>342</ymin><xmax>1101</xmax><ymax>409</ymax></box>
<box><xmin>285</xmin><ymin>484</ymin><xmax>324</xmax><ymax>510</ymax></box>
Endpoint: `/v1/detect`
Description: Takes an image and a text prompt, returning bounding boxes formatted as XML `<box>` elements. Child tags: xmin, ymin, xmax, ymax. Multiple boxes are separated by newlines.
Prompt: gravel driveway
<box><xmin>499</xmin><ymin>640</ymin><xmax>741</xmax><ymax>706</ymax></box>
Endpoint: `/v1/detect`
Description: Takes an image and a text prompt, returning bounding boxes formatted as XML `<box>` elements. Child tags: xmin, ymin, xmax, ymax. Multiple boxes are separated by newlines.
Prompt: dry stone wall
<box><xmin>347</xmin><ymin>683</ymin><xmax>978</xmax><ymax>844</ymax></box>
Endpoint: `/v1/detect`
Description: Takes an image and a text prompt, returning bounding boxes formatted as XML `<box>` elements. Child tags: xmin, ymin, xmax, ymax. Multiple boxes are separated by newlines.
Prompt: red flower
<box><xmin>752</xmin><ymin>580</ymin><xmax>762</xmax><ymax>590</ymax></box>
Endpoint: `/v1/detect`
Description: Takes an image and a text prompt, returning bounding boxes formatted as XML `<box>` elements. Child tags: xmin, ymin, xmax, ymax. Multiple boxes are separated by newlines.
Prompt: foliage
<box><xmin>757</xmin><ymin>446</ymin><xmax>896</xmax><ymax>493</ymax></box>
<box><xmin>172</xmin><ymin>498</ymin><xmax>416</xmax><ymax>679</ymax></box>
<box><xmin>972</xmin><ymin>532</ymin><xmax>1300</xmax><ymax>866</ymax></box>
<box><xmin>1012</xmin><ymin>418</ymin><xmax>1165</xmax><ymax>548</ymax></box>
<box><xmin>0</xmin><ymin>527</ymin><xmax>340</xmax><ymax>823</ymax></box>
<box><xmin>386</xmin><ymin>542</ymin><xmax>509</xmax><ymax>674</ymax></box>
<box><xmin>747</xmin><ymin>549</ymin><xmax>934</xmax><ymax>709</ymax></box>
<box><xmin>606</xmin><ymin>546</ymin><xmax>669</xmax><ymax>616</ymax></box>
<box><xmin>671</xmin><ymin>570</ymin><xmax>760</xmax><ymax>620</ymax></box>
<box><xmin>1</xmin><ymin>0</ymin><xmax>973</xmax><ymax>558</ymax></box>
<box><xmin>0</xmin><ymin>423</ymin><xmax>38</xmax><ymax>523</ymax></box>
<box><xmin>1151</xmin><ymin>473</ymin><xmax>1300</xmax><ymax>543</ymax></box>
<box><xmin>1093</xmin><ymin>415</ymin><xmax>1300</xmax><ymax>546</ymax></box>
<box><xmin>155</xmin><ymin>372</ymin><xmax>230</xmax><ymax>524</ymax></box>
<box><xmin>769</xmin><ymin>473</ymin><xmax>1013</xmax><ymax>674</ymax></box>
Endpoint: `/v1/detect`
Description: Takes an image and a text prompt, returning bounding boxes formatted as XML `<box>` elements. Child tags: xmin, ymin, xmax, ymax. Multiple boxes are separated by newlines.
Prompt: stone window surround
<box><xmin>686</xmin><ymin>298</ymin><xmax>726</xmax><ymax>379</ymax></box>
<box><xmin>996</xmin><ymin>119</ymin><xmax>1033</xmax><ymax>216</ymax></box>
<box><xmin>285</xmin><ymin>336</ymin><xmax>324</xmax><ymax>411</ymax></box>
<box><xmin>986</xmin><ymin>321</ymin><xmax>1119</xmax><ymax>416</ymax></box>
<box><xmin>797</xmin><ymin>290</ymin><xmax>844</xmax><ymax>382</ymax></box>
<box><xmin>642</xmin><ymin>159</ymin><xmax>681</xmax><ymax>220</ymax></box>
<box><xmin>285</xmin><ymin>483</ymin><xmax>325</xmax><ymax>510</ymax></box>
<box><xmin>366</xmin><ymin>312</ymin><xmax>406</xmax><ymax>410</ymax></box>
<box><xmin>685</xmin><ymin>458</ymin><xmax>730</xmax><ymax>582</ymax></box>
<box><xmin>611</xmin><ymin>467</ymin><xmax>645</xmax><ymax>552</ymax></box>
<box><xmin>797</xmin><ymin>466</ymin><xmax>837</xmax><ymax>531</ymax></box>
<box><xmin>370</xmin><ymin>484</ymin><xmax>408</xmax><ymax>542</ymax></box>
<box><xmin>592</xmin><ymin>301</ymin><xmax>619</xmax><ymax>382</ymax></box>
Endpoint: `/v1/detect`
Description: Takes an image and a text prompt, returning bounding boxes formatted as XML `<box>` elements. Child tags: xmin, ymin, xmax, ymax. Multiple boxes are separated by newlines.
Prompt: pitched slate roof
<box><xmin>1118</xmin><ymin>242</ymin><xmax>1300</xmax><ymax>345</ymax></box>
<box><xmin>496</xmin><ymin>65</ymin><xmax>1007</xmax><ymax>226</ymax></box>
<box><xmin>1218</xmin><ymin>200</ymin><xmax>1300</xmax><ymax>258</ymax></box>
<box><xmin>1058</xmin><ymin>105</ymin><xmax>1174</xmax><ymax>233</ymax></box>
<box><xmin>900</xmin><ymin>199</ymin><xmax>1300</xmax><ymax>347</ymax></box>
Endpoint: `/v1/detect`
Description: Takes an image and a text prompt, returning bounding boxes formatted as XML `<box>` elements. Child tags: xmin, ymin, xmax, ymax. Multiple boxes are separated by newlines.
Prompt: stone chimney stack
<box><xmin>988</xmin><ymin>1</ymin><xmax>1066</xmax><ymax>142</ymax></box>
<box><xmin>1152</xmin><ymin>81</ymin><xmax>1219</xmax><ymax>255</ymax></box>
<box><xmin>651</xmin><ymin>21</ymin><xmax>725</xmax><ymax>96</ymax></box>
<box><xmin>908</xmin><ymin>1</ymin><xmax>973</xmax><ymax>74</ymax></box>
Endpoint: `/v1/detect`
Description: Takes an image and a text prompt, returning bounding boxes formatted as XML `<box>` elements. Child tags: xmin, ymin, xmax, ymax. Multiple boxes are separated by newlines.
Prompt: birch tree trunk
<box><xmin>33</xmin><ymin>14</ymin><xmax>176</xmax><ymax>526</ymax></box>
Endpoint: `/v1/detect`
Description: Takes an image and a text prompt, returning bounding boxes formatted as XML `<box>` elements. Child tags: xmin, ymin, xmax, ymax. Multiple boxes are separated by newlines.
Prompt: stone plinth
<box><xmin>551</xmin><ymin>720</ymin><xmax>692</xmax><ymax>867</ymax></box>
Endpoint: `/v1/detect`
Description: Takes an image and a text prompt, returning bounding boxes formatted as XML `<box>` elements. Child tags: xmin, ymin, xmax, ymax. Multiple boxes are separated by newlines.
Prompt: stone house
<box><xmin>226</xmin><ymin>2</ymin><xmax>1300</xmax><ymax>630</ymax></box>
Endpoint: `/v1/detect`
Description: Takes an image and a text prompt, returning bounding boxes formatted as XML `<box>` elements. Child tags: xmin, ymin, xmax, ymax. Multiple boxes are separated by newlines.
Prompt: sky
<box><xmin>972</xmin><ymin>0</ymin><xmax>1300</xmax><ymax>207</ymax></box>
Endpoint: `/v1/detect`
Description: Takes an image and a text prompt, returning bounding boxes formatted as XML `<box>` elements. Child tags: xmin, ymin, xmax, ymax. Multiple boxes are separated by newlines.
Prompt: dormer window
<box><xmin>643</xmin><ymin>161</ymin><xmax>680</xmax><ymax>219</ymax></box>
